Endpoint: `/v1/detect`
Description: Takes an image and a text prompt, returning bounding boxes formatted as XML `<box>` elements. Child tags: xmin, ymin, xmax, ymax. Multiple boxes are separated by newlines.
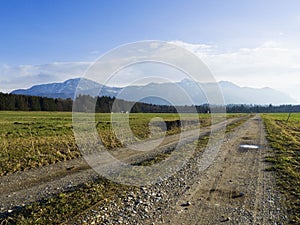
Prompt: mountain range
<box><xmin>11</xmin><ymin>78</ymin><xmax>296</xmax><ymax>105</ymax></box>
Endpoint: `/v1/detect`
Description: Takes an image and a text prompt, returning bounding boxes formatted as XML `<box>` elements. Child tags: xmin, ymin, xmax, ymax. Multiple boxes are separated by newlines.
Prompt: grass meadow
<box><xmin>0</xmin><ymin>111</ymin><xmax>229</xmax><ymax>176</ymax></box>
<box><xmin>262</xmin><ymin>113</ymin><xmax>300</xmax><ymax>224</ymax></box>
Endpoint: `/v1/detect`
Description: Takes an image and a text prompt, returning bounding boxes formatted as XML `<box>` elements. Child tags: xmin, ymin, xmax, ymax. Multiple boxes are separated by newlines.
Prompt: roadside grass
<box><xmin>0</xmin><ymin>177</ymin><xmax>134</xmax><ymax>225</ymax></box>
<box><xmin>262</xmin><ymin>113</ymin><xmax>300</xmax><ymax>224</ymax></box>
<box><xmin>0</xmin><ymin>113</ymin><xmax>249</xmax><ymax>224</ymax></box>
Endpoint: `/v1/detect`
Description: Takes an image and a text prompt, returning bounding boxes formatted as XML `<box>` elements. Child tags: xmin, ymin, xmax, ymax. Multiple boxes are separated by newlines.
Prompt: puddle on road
<box><xmin>239</xmin><ymin>144</ymin><xmax>259</xmax><ymax>149</ymax></box>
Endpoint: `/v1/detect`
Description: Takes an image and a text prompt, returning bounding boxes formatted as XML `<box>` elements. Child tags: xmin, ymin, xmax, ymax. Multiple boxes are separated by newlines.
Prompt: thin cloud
<box><xmin>1</xmin><ymin>41</ymin><xmax>300</xmax><ymax>103</ymax></box>
<box><xmin>171</xmin><ymin>40</ymin><xmax>300</xmax><ymax>102</ymax></box>
<box><xmin>0</xmin><ymin>62</ymin><xmax>91</xmax><ymax>92</ymax></box>
<box><xmin>90</xmin><ymin>50</ymin><xmax>100</xmax><ymax>55</ymax></box>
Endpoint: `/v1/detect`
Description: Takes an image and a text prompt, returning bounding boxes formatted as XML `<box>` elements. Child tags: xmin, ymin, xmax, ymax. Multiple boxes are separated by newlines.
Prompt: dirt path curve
<box><xmin>163</xmin><ymin>115</ymin><xmax>285</xmax><ymax>225</ymax></box>
<box><xmin>0</xmin><ymin>117</ymin><xmax>245</xmax><ymax>213</ymax></box>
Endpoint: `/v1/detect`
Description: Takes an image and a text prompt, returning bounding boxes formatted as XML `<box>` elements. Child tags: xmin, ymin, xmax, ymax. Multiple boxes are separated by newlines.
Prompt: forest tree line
<box><xmin>0</xmin><ymin>92</ymin><xmax>300</xmax><ymax>113</ymax></box>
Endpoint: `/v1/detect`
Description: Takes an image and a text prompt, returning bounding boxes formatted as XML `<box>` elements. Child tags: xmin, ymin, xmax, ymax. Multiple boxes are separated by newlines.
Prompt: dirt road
<box><xmin>0</xmin><ymin>115</ymin><xmax>286</xmax><ymax>224</ymax></box>
<box><xmin>164</xmin><ymin>115</ymin><xmax>286</xmax><ymax>224</ymax></box>
<box><xmin>0</xmin><ymin>116</ymin><xmax>242</xmax><ymax>213</ymax></box>
<box><xmin>70</xmin><ymin>115</ymin><xmax>286</xmax><ymax>224</ymax></box>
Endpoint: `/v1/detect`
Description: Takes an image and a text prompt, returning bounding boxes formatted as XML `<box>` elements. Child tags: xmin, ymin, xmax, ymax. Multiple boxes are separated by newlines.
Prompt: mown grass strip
<box><xmin>0</xmin><ymin>177</ymin><xmax>134</xmax><ymax>225</ymax></box>
<box><xmin>262</xmin><ymin>113</ymin><xmax>300</xmax><ymax>224</ymax></box>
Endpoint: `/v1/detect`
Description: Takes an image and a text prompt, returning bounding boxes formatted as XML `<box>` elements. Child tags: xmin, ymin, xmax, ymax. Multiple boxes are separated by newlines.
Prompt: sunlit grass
<box><xmin>262</xmin><ymin>113</ymin><xmax>300</xmax><ymax>224</ymax></box>
<box><xmin>0</xmin><ymin>111</ymin><xmax>242</xmax><ymax>176</ymax></box>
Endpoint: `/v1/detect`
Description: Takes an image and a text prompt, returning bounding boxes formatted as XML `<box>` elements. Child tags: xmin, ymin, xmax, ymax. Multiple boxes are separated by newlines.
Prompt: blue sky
<box><xmin>1</xmin><ymin>0</ymin><xmax>300</xmax><ymax>102</ymax></box>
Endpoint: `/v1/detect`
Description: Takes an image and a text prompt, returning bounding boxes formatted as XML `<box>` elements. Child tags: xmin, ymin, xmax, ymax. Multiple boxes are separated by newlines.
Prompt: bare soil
<box><xmin>70</xmin><ymin>115</ymin><xmax>286</xmax><ymax>224</ymax></box>
<box><xmin>163</xmin><ymin>115</ymin><xmax>286</xmax><ymax>224</ymax></box>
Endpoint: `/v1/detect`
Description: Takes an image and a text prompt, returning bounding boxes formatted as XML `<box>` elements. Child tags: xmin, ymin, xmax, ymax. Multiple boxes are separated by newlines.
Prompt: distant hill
<box><xmin>11</xmin><ymin>78</ymin><xmax>121</xmax><ymax>99</ymax></box>
<box><xmin>11</xmin><ymin>78</ymin><xmax>296</xmax><ymax>105</ymax></box>
<box><xmin>217</xmin><ymin>81</ymin><xmax>296</xmax><ymax>105</ymax></box>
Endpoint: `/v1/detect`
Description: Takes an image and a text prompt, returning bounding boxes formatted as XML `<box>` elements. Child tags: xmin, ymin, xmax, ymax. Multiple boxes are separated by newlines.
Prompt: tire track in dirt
<box><xmin>165</xmin><ymin>115</ymin><xmax>285</xmax><ymax>225</ymax></box>
<box><xmin>56</xmin><ymin>115</ymin><xmax>285</xmax><ymax>225</ymax></box>
<box><xmin>0</xmin><ymin>117</ymin><xmax>243</xmax><ymax>213</ymax></box>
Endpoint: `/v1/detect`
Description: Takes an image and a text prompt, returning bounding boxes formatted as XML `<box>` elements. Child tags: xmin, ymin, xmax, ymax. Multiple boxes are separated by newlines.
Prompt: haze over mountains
<box><xmin>11</xmin><ymin>78</ymin><xmax>296</xmax><ymax>105</ymax></box>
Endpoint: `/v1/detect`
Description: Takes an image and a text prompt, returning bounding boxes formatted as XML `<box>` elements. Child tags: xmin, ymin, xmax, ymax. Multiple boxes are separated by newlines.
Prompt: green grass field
<box><xmin>262</xmin><ymin>113</ymin><xmax>300</xmax><ymax>224</ymax></box>
<box><xmin>0</xmin><ymin>111</ymin><xmax>239</xmax><ymax>176</ymax></box>
<box><xmin>0</xmin><ymin>111</ymin><xmax>78</xmax><ymax>176</ymax></box>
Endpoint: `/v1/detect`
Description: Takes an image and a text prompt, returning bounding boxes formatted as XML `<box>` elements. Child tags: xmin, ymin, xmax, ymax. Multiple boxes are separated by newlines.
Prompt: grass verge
<box><xmin>262</xmin><ymin>113</ymin><xmax>300</xmax><ymax>224</ymax></box>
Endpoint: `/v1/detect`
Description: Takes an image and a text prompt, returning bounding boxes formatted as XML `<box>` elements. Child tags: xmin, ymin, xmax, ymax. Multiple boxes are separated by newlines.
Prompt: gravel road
<box><xmin>0</xmin><ymin>115</ymin><xmax>286</xmax><ymax>224</ymax></box>
<box><xmin>0</xmin><ymin>117</ymin><xmax>236</xmax><ymax>213</ymax></box>
<box><xmin>69</xmin><ymin>115</ymin><xmax>286</xmax><ymax>224</ymax></box>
